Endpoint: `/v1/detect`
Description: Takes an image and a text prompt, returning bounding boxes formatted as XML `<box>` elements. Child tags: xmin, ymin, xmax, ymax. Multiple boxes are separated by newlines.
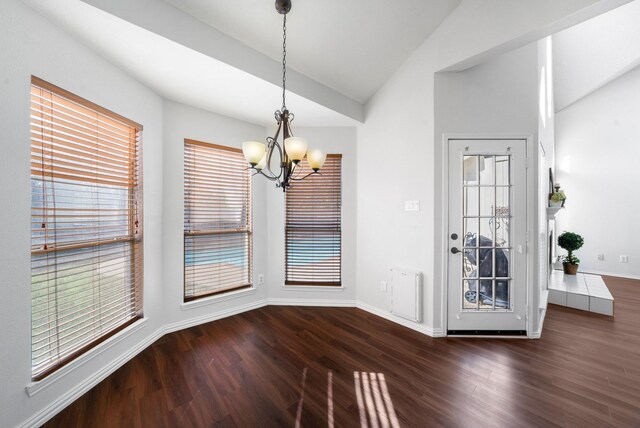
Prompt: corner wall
<box><xmin>555</xmin><ymin>65</ymin><xmax>640</xmax><ymax>278</ymax></box>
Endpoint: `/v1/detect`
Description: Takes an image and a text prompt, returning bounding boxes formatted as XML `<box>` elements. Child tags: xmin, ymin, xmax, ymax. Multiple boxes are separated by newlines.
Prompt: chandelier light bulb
<box><xmin>242</xmin><ymin>141</ymin><xmax>267</xmax><ymax>166</ymax></box>
<box><xmin>307</xmin><ymin>149</ymin><xmax>327</xmax><ymax>171</ymax></box>
<box><xmin>255</xmin><ymin>153</ymin><xmax>268</xmax><ymax>170</ymax></box>
<box><xmin>284</xmin><ymin>137</ymin><xmax>308</xmax><ymax>163</ymax></box>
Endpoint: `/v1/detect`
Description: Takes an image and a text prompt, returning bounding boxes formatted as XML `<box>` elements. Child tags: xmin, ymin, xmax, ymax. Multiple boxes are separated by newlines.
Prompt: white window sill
<box><xmin>180</xmin><ymin>286</ymin><xmax>257</xmax><ymax>310</ymax></box>
<box><xmin>282</xmin><ymin>285</ymin><xmax>345</xmax><ymax>292</ymax></box>
<box><xmin>25</xmin><ymin>317</ymin><xmax>149</xmax><ymax>397</ymax></box>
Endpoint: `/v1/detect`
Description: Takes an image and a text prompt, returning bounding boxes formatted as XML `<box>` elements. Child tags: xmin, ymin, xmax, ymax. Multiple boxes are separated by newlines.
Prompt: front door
<box><xmin>447</xmin><ymin>139</ymin><xmax>527</xmax><ymax>334</ymax></box>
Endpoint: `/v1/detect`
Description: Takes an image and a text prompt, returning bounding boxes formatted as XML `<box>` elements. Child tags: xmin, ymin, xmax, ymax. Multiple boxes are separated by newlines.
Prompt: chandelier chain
<box><xmin>282</xmin><ymin>13</ymin><xmax>287</xmax><ymax>111</ymax></box>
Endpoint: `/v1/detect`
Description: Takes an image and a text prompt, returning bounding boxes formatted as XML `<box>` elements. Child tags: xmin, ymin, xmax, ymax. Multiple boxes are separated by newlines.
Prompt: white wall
<box><xmin>555</xmin><ymin>65</ymin><xmax>640</xmax><ymax>278</ymax></box>
<box><xmin>161</xmin><ymin>100</ymin><xmax>269</xmax><ymax>323</ymax></box>
<box><xmin>435</xmin><ymin>44</ymin><xmax>539</xmax><ymax>133</ymax></box>
<box><xmin>0</xmin><ymin>1</ymin><xmax>163</xmax><ymax>426</ymax></box>
<box><xmin>266</xmin><ymin>127</ymin><xmax>357</xmax><ymax>304</ymax></box>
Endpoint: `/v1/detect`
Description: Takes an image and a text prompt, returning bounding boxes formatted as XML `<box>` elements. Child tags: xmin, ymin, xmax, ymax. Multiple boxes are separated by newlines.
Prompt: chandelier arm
<box><xmin>263</xmin><ymin>123</ymin><xmax>285</xmax><ymax>180</ymax></box>
<box><xmin>290</xmin><ymin>171</ymin><xmax>319</xmax><ymax>181</ymax></box>
<box><xmin>254</xmin><ymin>169</ymin><xmax>278</xmax><ymax>181</ymax></box>
<box><xmin>259</xmin><ymin>144</ymin><xmax>283</xmax><ymax>181</ymax></box>
<box><xmin>289</xmin><ymin>161</ymin><xmax>304</xmax><ymax>180</ymax></box>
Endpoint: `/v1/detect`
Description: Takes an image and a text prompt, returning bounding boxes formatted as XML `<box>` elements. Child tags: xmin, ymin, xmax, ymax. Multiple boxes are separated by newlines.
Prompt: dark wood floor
<box><xmin>45</xmin><ymin>276</ymin><xmax>640</xmax><ymax>427</ymax></box>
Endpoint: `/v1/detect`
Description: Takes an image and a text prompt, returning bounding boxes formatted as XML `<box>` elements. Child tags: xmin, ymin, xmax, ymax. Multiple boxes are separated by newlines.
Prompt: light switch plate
<box><xmin>405</xmin><ymin>200</ymin><xmax>420</xmax><ymax>212</ymax></box>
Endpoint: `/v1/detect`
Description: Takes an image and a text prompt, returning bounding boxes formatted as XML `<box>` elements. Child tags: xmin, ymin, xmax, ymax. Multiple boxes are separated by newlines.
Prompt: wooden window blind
<box><xmin>285</xmin><ymin>154</ymin><xmax>342</xmax><ymax>286</ymax></box>
<box><xmin>184</xmin><ymin>139</ymin><xmax>252</xmax><ymax>300</ymax></box>
<box><xmin>30</xmin><ymin>76</ymin><xmax>143</xmax><ymax>381</ymax></box>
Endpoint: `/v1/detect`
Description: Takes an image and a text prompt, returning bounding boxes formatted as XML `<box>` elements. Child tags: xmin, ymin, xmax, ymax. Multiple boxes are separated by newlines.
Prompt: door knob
<box><xmin>451</xmin><ymin>247</ymin><xmax>461</xmax><ymax>254</ymax></box>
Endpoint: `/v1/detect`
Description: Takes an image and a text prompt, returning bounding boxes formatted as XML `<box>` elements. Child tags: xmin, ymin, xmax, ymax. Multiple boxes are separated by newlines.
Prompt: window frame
<box><xmin>29</xmin><ymin>76</ymin><xmax>143</xmax><ymax>381</ymax></box>
<box><xmin>183</xmin><ymin>139</ymin><xmax>253</xmax><ymax>301</ymax></box>
<box><xmin>284</xmin><ymin>153</ymin><xmax>342</xmax><ymax>287</ymax></box>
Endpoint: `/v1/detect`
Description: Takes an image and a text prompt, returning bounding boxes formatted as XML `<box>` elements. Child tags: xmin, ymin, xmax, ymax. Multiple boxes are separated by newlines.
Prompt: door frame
<box><xmin>439</xmin><ymin>134</ymin><xmax>535</xmax><ymax>338</ymax></box>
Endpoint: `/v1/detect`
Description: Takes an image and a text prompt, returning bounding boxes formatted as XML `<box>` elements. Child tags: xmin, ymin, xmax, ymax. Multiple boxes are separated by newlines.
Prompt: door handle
<box><xmin>451</xmin><ymin>247</ymin><xmax>461</xmax><ymax>254</ymax></box>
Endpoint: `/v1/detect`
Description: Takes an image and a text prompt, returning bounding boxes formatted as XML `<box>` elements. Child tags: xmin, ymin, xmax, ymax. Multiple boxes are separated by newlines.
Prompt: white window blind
<box><xmin>184</xmin><ymin>139</ymin><xmax>252</xmax><ymax>300</ymax></box>
<box><xmin>285</xmin><ymin>154</ymin><xmax>342</xmax><ymax>286</ymax></box>
<box><xmin>30</xmin><ymin>76</ymin><xmax>143</xmax><ymax>380</ymax></box>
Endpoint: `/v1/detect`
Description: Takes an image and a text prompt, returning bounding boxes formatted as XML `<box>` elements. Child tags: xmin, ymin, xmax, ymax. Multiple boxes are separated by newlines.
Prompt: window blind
<box><xmin>30</xmin><ymin>76</ymin><xmax>143</xmax><ymax>381</ymax></box>
<box><xmin>285</xmin><ymin>154</ymin><xmax>342</xmax><ymax>286</ymax></box>
<box><xmin>184</xmin><ymin>139</ymin><xmax>252</xmax><ymax>300</ymax></box>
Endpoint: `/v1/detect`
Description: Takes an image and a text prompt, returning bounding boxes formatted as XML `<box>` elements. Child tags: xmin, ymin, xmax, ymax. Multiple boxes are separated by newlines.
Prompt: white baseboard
<box><xmin>530</xmin><ymin>307</ymin><xmax>547</xmax><ymax>339</ymax></box>
<box><xmin>356</xmin><ymin>301</ymin><xmax>441</xmax><ymax>337</ymax></box>
<box><xmin>267</xmin><ymin>298</ymin><xmax>356</xmax><ymax>307</ymax></box>
<box><xmin>166</xmin><ymin>299</ymin><xmax>268</xmax><ymax>334</ymax></box>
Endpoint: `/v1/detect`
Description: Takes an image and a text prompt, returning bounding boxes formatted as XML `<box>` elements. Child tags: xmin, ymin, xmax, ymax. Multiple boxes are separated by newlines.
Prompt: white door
<box><xmin>447</xmin><ymin>139</ymin><xmax>527</xmax><ymax>334</ymax></box>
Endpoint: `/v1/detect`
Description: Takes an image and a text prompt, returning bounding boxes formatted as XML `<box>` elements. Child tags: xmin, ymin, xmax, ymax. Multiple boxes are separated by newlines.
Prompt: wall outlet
<box><xmin>597</xmin><ymin>254</ymin><xmax>605</xmax><ymax>261</ymax></box>
<box><xmin>380</xmin><ymin>281</ymin><xmax>387</xmax><ymax>292</ymax></box>
<box><xmin>620</xmin><ymin>255</ymin><xmax>629</xmax><ymax>263</ymax></box>
<box><xmin>258</xmin><ymin>274</ymin><xmax>265</xmax><ymax>284</ymax></box>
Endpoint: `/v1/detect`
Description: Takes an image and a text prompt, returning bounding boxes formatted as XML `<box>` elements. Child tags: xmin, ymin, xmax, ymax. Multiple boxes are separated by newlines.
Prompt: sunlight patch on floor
<box><xmin>354</xmin><ymin>372</ymin><xmax>400</xmax><ymax>428</ymax></box>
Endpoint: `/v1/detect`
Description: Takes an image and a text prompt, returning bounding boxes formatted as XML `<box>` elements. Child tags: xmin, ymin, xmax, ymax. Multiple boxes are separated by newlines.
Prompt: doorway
<box><xmin>446</xmin><ymin>139</ymin><xmax>528</xmax><ymax>334</ymax></box>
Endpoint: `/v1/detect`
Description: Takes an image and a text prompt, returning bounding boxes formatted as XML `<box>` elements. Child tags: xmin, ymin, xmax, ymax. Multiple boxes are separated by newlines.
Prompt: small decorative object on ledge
<box><xmin>557</xmin><ymin>231</ymin><xmax>584</xmax><ymax>275</ymax></box>
<box><xmin>549</xmin><ymin>183</ymin><xmax>566</xmax><ymax>208</ymax></box>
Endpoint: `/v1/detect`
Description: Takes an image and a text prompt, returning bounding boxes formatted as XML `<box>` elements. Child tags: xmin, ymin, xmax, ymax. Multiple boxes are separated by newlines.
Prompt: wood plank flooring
<box><xmin>45</xmin><ymin>275</ymin><xmax>640</xmax><ymax>427</ymax></box>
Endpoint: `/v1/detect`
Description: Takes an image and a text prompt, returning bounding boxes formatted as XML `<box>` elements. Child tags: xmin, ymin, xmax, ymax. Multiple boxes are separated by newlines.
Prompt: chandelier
<box><xmin>241</xmin><ymin>0</ymin><xmax>326</xmax><ymax>191</ymax></box>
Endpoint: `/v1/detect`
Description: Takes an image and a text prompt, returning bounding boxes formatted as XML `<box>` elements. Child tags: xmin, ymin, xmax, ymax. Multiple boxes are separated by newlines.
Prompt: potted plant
<box><xmin>549</xmin><ymin>190</ymin><xmax>566</xmax><ymax>207</ymax></box>
<box><xmin>557</xmin><ymin>231</ymin><xmax>584</xmax><ymax>275</ymax></box>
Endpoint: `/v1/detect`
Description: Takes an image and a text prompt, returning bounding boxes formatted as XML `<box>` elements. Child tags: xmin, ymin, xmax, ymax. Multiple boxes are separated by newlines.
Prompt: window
<box><xmin>183</xmin><ymin>139</ymin><xmax>252</xmax><ymax>300</ymax></box>
<box><xmin>285</xmin><ymin>154</ymin><xmax>342</xmax><ymax>286</ymax></box>
<box><xmin>30</xmin><ymin>76</ymin><xmax>143</xmax><ymax>380</ymax></box>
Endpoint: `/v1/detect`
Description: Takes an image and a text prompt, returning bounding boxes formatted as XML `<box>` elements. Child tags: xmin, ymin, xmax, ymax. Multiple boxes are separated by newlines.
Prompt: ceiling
<box><xmin>23</xmin><ymin>0</ymin><xmax>461</xmax><ymax>127</ymax></box>
<box><xmin>553</xmin><ymin>0</ymin><xmax>640</xmax><ymax>112</ymax></box>
<box><xmin>20</xmin><ymin>0</ymin><xmax>640</xmax><ymax>126</ymax></box>
<box><xmin>163</xmin><ymin>0</ymin><xmax>462</xmax><ymax>104</ymax></box>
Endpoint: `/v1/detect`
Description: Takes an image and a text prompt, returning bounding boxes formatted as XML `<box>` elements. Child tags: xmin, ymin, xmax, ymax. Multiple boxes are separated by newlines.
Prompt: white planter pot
<box><xmin>549</xmin><ymin>200</ymin><xmax>563</xmax><ymax>207</ymax></box>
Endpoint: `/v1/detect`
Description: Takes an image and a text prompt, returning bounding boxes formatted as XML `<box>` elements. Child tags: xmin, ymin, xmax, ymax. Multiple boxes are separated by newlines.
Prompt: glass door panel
<box><xmin>462</xmin><ymin>155</ymin><xmax>512</xmax><ymax>311</ymax></box>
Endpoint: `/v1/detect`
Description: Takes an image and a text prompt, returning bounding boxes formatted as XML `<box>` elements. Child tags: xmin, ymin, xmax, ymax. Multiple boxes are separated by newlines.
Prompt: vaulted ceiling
<box><xmin>162</xmin><ymin>0</ymin><xmax>462</xmax><ymax>104</ymax></box>
<box><xmin>553</xmin><ymin>0</ymin><xmax>640</xmax><ymax>112</ymax></box>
